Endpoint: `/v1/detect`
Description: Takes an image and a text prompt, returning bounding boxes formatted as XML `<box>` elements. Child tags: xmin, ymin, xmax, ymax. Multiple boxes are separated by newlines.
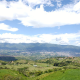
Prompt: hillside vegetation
<box><xmin>40</xmin><ymin>69</ymin><xmax>80</xmax><ymax>80</ymax></box>
<box><xmin>0</xmin><ymin>57</ymin><xmax>80</xmax><ymax>80</ymax></box>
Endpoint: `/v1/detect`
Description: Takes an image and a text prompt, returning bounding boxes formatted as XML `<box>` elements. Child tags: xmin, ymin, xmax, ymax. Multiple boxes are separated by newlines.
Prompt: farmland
<box><xmin>0</xmin><ymin>57</ymin><xmax>80</xmax><ymax>80</ymax></box>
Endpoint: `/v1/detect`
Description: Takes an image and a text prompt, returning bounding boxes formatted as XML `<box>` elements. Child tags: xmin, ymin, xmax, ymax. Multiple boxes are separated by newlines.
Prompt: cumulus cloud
<box><xmin>0</xmin><ymin>0</ymin><xmax>80</xmax><ymax>28</ymax></box>
<box><xmin>56</xmin><ymin>0</ymin><xmax>62</xmax><ymax>7</ymax></box>
<box><xmin>23</xmin><ymin>0</ymin><xmax>54</xmax><ymax>7</ymax></box>
<box><xmin>0</xmin><ymin>23</ymin><xmax>18</xmax><ymax>32</ymax></box>
<box><xmin>0</xmin><ymin>32</ymin><xmax>80</xmax><ymax>46</ymax></box>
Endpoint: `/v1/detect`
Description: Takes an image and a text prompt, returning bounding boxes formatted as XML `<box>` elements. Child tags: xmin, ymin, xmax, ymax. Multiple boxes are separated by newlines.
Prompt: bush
<box><xmin>54</xmin><ymin>62</ymin><xmax>68</xmax><ymax>67</ymax></box>
<box><xmin>29</xmin><ymin>71</ymin><xmax>35</xmax><ymax>75</ymax></box>
<box><xmin>5</xmin><ymin>66</ymin><xmax>9</xmax><ymax>69</ymax></box>
<box><xmin>53</xmin><ymin>68</ymin><xmax>58</xmax><ymax>71</ymax></box>
<box><xmin>35</xmin><ymin>71</ymin><xmax>43</xmax><ymax>76</ymax></box>
<box><xmin>54</xmin><ymin>63</ymin><xmax>59</xmax><ymax>66</ymax></box>
<box><xmin>24</xmin><ymin>71</ymin><xmax>30</xmax><ymax>77</ymax></box>
<box><xmin>44</xmin><ymin>70</ymin><xmax>48</xmax><ymax>73</ymax></box>
<box><xmin>48</xmin><ymin>69</ymin><xmax>53</xmax><ymax>72</ymax></box>
<box><xmin>58</xmin><ymin>68</ymin><xmax>62</xmax><ymax>70</ymax></box>
<box><xmin>36</xmin><ymin>78</ymin><xmax>40</xmax><ymax>80</ymax></box>
<box><xmin>63</xmin><ymin>66</ymin><xmax>67</xmax><ymax>70</ymax></box>
<box><xmin>61</xmin><ymin>70</ymin><xmax>65</xmax><ymax>73</ymax></box>
<box><xmin>1</xmin><ymin>62</ymin><xmax>7</xmax><ymax>65</ymax></box>
<box><xmin>17</xmin><ymin>67</ymin><xmax>29</xmax><ymax>77</ymax></box>
<box><xmin>0</xmin><ymin>67</ymin><xmax>3</xmax><ymax>69</ymax></box>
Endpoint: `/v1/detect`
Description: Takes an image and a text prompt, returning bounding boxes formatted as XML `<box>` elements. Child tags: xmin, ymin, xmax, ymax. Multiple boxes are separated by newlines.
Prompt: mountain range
<box><xmin>0</xmin><ymin>43</ymin><xmax>80</xmax><ymax>60</ymax></box>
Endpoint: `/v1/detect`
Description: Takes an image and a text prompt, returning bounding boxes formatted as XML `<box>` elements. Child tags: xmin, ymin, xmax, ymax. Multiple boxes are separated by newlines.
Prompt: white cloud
<box><xmin>72</xmin><ymin>0</ymin><xmax>80</xmax><ymax>3</ymax></box>
<box><xmin>23</xmin><ymin>0</ymin><xmax>54</xmax><ymax>7</ymax></box>
<box><xmin>0</xmin><ymin>0</ymin><xmax>80</xmax><ymax>28</ymax></box>
<box><xmin>75</xmin><ymin>41</ymin><xmax>80</xmax><ymax>46</ymax></box>
<box><xmin>73</xmin><ymin>1</ymin><xmax>80</xmax><ymax>12</ymax></box>
<box><xmin>56</xmin><ymin>0</ymin><xmax>62</xmax><ymax>7</ymax></box>
<box><xmin>0</xmin><ymin>23</ymin><xmax>18</xmax><ymax>32</ymax></box>
<box><xmin>0</xmin><ymin>32</ymin><xmax>80</xmax><ymax>46</ymax></box>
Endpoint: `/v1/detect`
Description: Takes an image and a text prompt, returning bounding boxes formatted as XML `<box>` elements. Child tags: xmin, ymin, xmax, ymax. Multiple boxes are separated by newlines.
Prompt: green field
<box><xmin>0</xmin><ymin>61</ymin><xmax>55</xmax><ymax>71</ymax></box>
<box><xmin>40</xmin><ymin>69</ymin><xmax>80</xmax><ymax>80</ymax></box>
<box><xmin>0</xmin><ymin>57</ymin><xmax>80</xmax><ymax>80</ymax></box>
<box><xmin>0</xmin><ymin>69</ymin><xmax>27</xmax><ymax>80</ymax></box>
<box><xmin>0</xmin><ymin>69</ymin><xmax>80</xmax><ymax>80</ymax></box>
<box><xmin>28</xmin><ymin>69</ymin><xmax>80</xmax><ymax>80</ymax></box>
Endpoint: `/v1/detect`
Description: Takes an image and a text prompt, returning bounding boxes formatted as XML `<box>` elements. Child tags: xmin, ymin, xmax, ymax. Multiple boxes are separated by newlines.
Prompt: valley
<box><xmin>0</xmin><ymin>56</ymin><xmax>80</xmax><ymax>80</ymax></box>
<box><xmin>0</xmin><ymin>43</ymin><xmax>80</xmax><ymax>80</ymax></box>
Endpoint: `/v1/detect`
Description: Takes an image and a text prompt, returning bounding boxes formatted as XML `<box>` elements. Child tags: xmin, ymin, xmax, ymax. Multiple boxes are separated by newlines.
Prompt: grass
<box><xmin>28</xmin><ymin>71</ymin><xmax>54</xmax><ymax>80</ymax></box>
<box><xmin>0</xmin><ymin>63</ymin><xmax>55</xmax><ymax>71</ymax></box>
<box><xmin>1</xmin><ymin>68</ymin><xmax>80</xmax><ymax>80</ymax></box>
<box><xmin>0</xmin><ymin>69</ymin><xmax>27</xmax><ymax>79</ymax></box>
<box><xmin>40</xmin><ymin>69</ymin><xmax>80</xmax><ymax>80</ymax></box>
<box><xmin>0</xmin><ymin>57</ymin><xmax>80</xmax><ymax>80</ymax></box>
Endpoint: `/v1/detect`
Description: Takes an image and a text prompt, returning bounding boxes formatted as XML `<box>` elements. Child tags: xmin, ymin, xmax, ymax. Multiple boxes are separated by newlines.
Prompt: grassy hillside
<box><xmin>0</xmin><ymin>69</ymin><xmax>27</xmax><ymax>80</ymax></box>
<box><xmin>0</xmin><ymin>57</ymin><xmax>80</xmax><ymax>80</ymax></box>
<box><xmin>40</xmin><ymin>69</ymin><xmax>80</xmax><ymax>80</ymax></box>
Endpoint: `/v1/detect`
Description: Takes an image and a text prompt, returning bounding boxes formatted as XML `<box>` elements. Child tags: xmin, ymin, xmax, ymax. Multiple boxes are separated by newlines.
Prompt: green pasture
<box><xmin>0</xmin><ymin>57</ymin><xmax>80</xmax><ymax>80</ymax></box>
<box><xmin>0</xmin><ymin>69</ymin><xmax>27</xmax><ymax>80</ymax></box>
<box><xmin>0</xmin><ymin>62</ymin><xmax>56</xmax><ymax>71</ymax></box>
<box><xmin>40</xmin><ymin>69</ymin><xmax>80</xmax><ymax>80</ymax></box>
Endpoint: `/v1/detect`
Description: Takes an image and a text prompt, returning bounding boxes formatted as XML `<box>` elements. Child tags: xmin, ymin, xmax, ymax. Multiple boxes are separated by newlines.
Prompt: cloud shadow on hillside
<box><xmin>0</xmin><ymin>56</ymin><xmax>17</xmax><ymax>61</ymax></box>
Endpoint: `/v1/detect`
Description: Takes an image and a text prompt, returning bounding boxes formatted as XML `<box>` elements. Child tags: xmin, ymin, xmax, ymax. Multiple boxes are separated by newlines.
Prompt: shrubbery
<box><xmin>0</xmin><ymin>66</ymin><xmax>9</xmax><ymax>69</ymax></box>
<box><xmin>53</xmin><ymin>68</ymin><xmax>58</xmax><ymax>71</ymax></box>
<box><xmin>54</xmin><ymin>62</ymin><xmax>68</xmax><ymax>67</ymax></box>
<box><xmin>1</xmin><ymin>62</ymin><xmax>7</xmax><ymax>65</ymax></box>
<box><xmin>17</xmin><ymin>67</ymin><xmax>29</xmax><ymax>76</ymax></box>
<box><xmin>35</xmin><ymin>71</ymin><xmax>43</xmax><ymax>76</ymax></box>
<box><xmin>48</xmin><ymin>69</ymin><xmax>53</xmax><ymax>72</ymax></box>
<box><xmin>44</xmin><ymin>70</ymin><xmax>48</xmax><ymax>73</ymax></box>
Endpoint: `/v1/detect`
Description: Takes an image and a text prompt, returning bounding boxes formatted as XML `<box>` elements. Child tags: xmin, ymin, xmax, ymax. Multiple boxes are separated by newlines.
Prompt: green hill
<box><xmin>0</xmin><ymin>69</ymin><xmax>27</xmax><ymax>80</ymax></box>
<box><xmin>41</xmin><ymin>69</ymin><xmax>80</xmax><ymax>80</ymax></box>
<box><xmin>29</xmin><ymin>69</ymin><xmax>80</xmax><ymax>80</ymax></box>
<box><xmin>0</xmin><ymin>57</ymin><xmax>80</xmax><ymax>80</ymax></box>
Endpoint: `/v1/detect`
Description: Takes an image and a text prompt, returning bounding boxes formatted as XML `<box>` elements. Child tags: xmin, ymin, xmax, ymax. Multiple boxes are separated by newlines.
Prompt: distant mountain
<box><xmin>0</xmin><ymin>43</ymin><xmax>80</xmax><ymax>52</ymax></box>
<box><xmin>0</xmin><ymin>43</ymin><xmax>80</xmax><ymax>58</ymax></box>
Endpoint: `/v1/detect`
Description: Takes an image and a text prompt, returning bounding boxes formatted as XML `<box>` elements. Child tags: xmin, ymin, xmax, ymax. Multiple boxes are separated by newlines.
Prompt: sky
<box><xmin>0</xmin><ymin>0</ymin><xmax>80</xmax><ymax>46</ymax></box>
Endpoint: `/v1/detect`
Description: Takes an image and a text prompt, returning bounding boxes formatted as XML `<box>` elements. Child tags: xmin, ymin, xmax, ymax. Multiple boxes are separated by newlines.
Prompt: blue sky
<box><xmin>0</xmin><ymin>0</ymin><xmax>80</xmax><ymax>46</ymax></box>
